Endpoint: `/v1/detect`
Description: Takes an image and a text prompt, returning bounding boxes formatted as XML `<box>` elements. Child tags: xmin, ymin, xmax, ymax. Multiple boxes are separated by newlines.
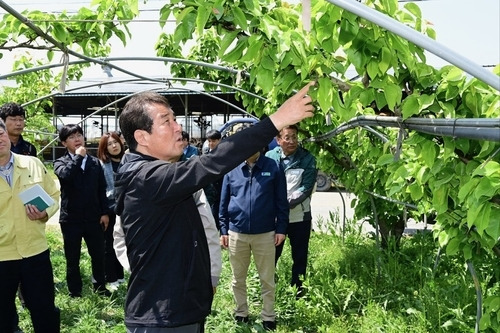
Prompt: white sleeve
<box><xmin>194</xmin><ymin>189</ymin><xmax>222</xmax><ymax>287</ymax></box>
<box><xmin>113</xmin><ymin>215</ymin><xmax>131</xmax><ymax>273</ymax></box>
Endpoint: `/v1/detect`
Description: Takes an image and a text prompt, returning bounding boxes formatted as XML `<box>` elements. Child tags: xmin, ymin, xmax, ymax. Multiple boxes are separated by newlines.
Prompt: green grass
<box><xmin>16</xmin><ymin>219</ymin><xmax>498</xmax><ymax>332</ymax></box>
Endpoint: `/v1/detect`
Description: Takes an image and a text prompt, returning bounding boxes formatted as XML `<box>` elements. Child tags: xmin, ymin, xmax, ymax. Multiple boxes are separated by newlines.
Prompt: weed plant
<box><xmin>17</xmin><ymin>217</ymin><xmax>498</xmax><ymax>332</ymax></box>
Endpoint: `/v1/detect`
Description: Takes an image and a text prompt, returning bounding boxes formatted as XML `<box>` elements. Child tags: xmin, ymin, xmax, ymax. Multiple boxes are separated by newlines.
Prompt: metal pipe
<box><xmin>308</xmin><ymin>116</ymin><xmax>500</xmax><ymax>142</ymax></box>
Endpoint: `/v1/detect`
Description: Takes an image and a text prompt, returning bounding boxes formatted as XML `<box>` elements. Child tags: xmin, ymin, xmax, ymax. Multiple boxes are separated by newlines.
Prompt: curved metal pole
<box><xmin>35</xmin><ymin>81</ymin><xmax>258</xmax><ymax>153</ymax></box>
<box><xmin>0</xmin><ymin>56</ymin><xmax>241</xmax><ymax>81</ymax></box>
<box><xmin>326</xmin><ymin>0</ymin><xmax>500</xmax><ymax>91</ymax></box>
<box><xmin>466</xmin><ymin>261</ymin><xmax>482</xmax><ymax>333</ymax></box>
<box><xmin>24</xmin><ymin>76</ymin><xmax>264</xmax><ymax>109</ymax></box>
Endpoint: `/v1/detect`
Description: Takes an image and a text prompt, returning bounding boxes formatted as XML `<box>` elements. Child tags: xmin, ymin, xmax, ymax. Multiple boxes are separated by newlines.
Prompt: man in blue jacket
<box><xmin>219</xmin><ymin>147</ymin><xmax>288</xmax><ymax>331</ymax></box>
<box><xmin>114</xmin><ymin>82</ymin><xmax>315</xmax><ymax>333</ymax></box>
<box><xmin>266</xmin><ymin>124</ymin><xmax>317</xmax><ymax>298</ymax></box>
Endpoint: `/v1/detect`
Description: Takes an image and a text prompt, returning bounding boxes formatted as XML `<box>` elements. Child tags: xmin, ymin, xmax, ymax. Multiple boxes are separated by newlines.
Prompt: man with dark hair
<box><xmin>181</xmin><ymin>130</ymin><xmax>199</xmax><ymax>159</ymax></box>
<box><xmin>0</xmin><ymin>102</ymin><xmax>37</xmax><ymax>157</ymax></box>
<box><xmin>0</xmin><ymin>118</ymin><xmax>60</xmax><ymax>333</ymax></box>
<box><xmin>205</xmin><ymin>129</ymin><xmax>222</xmax><ymax>153</ymax></box>
<box><xmin>219</xmin><ymin>146</ymin><xmax>288</xmax><ymax>331</ymax></box>
<box><xmin>114</xmin><ymin>82</ymin><xmax>315</xmax><ymax>332</ymax></box>
<box><xmin>266</xmin><ymin>124</ymin><xmax>317</xmax><ymax>298</ymax></box>
<box><xmin>54</xmin><ymin>124</ymin><xmax>111</xmax><ymax>298</ymax></box>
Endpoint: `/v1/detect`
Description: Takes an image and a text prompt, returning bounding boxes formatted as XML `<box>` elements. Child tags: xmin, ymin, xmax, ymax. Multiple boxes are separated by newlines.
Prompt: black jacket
<box><xmin>114</xmin><ymin>117</ymin><xmax>279</xmax><ymax>328</ymax></box>
<box><xmin>54</xmin><ymin>152</ymin><xmax>108</xmax><ymax>223</ymax></box>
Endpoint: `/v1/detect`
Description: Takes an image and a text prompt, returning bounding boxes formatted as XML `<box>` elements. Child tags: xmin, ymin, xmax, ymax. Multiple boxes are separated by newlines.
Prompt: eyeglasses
<box><xmin>67</xmin><ymin>133</ymin><xmax>83</xmax><ymax>140</ymax></box>
<box><xmin>281</xmin><ymin>135</ymin><xmax>298</xmax><ymax>142</ymax></box>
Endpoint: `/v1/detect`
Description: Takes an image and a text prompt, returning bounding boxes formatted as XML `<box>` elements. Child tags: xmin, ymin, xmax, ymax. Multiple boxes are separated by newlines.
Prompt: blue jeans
<box><xmin>275</xmin><ymin>220</ymin><xmax>312</xmax><ymax>288</ymax></box>
<box><xmin>0</xmin><ymin>250</ymin><xmax>60</xmax><ymax>333</ymax></box>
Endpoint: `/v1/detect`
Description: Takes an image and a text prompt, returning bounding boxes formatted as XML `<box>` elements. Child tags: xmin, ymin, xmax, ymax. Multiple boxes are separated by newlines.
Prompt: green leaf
<box><xmin>218</xmin><ymin>31</ymin><xmax>239</xmax><ymax>58</ymax></box>
<box><xmin>462</xmin><ymin>243</ymin><xmax>472</xmax><ymax>260</ymax></box>
<box><xmin>445</xmin><ymin>237</ymin><xmax>460</xmax><ymax>256</ymax></box>
<box><xmin>474</xmin><ymin>177</ymin><xmax>498</xmax><ymax>200</ymax></box>
<box><xmin>432</xmin><ymin>185</ymin><xmax>448</xmax><ymax>214</ymax></box>
<box><xmin>376</xmin><ymin>154</ymin><xmax>394</xmax><ymax>166</ymax></box>
<box><xmin>404</xmin><ymin>3</ymin><xmax>422</xmax><ymax>18</ymax></box>
<box><xmin>485</xmin><ymin>206</ymin><xmax>500</xmax><ymax>241</ymax></box>
<box><xmin>408</xmin><ymin>182</ymin><xmax>423</xmax><ymax>201</ymax></box>
<box><xmin>317</xmin><ymin>77</ymin><xmax>333</xmax><ymax>114</ymax></box>
<box><xmin>445</xmin><ymin>67</ymin><xmax>464</xmax><ymax>82</ymax></box>
<box><xmin>339</xmin><ymin>19</ymin><xmax>358</xmax><ymax>45</ymax></box>
<box><xmin>222</xmin><ymin>38</ymin><xmax>247</xmax><ymax>63</ymax></box>
<box><xmin>458</xmin><ymin>178</ymin><xmax>480</xmax><ymax>202</ymax></box>
<box><xmin>438</xmin><ymin>230</ymin><xmax>449</xmax><ymax>247</ymax></box>
<box><xmin>420</xmin><ymin>140</ymin><xmax>437</xmax><ymax>167</ymax></box>
<box><xmin>472</xmin><ymin>161</ymin><xmax>500</xmax><ymax>177</ymax></box>
<box><xmin>261</xmin><ymin>54</ymin><xmax>275</xmax><ymax>71</ymax></box>
<box><xmin>367</xmin><ymin>60</ymin><xmax>379</xmax><ymax>80</ymax></box>
<box><xmin>420</xmin><ymin>93</ymin><xmax>435</xmax><ymax>109</ymax></box>
<box><xmin>196</xmin><ymin>6</ymin><xmax>211</xmax><ymax>36</ymax></box>
<box><xmin>256</xmin><ymin>68</ymin><xmax>274</xmax><ymax>94</ymax></box>
<box><xmin>378</xmin><ymin>46</ymin><xmax>392</xmax><ymax>74</ymax></box>
<box><xmin>401</xmin><ymin>94</ymin><xmax>420</xmax><ymax>119</ymax></box>
<box><xmin>384</xmin><ymin>83</ymin><xmax>402</xmax><ymax>111</ymax></box>
<box><xmin>47</xmin><ymin>49</ymin><xmax>54</xmax><ymax>62</ymax></box>
<box><xmin>52</xmin><ymin>24</ymin><xmax>68</xmax><ymax>43</ymax></box>
<box><xmin>332</xmin><ymin>90</ymin><xmax>348</xmax><ymax>121</ymax></box>
<box><xmin>232</xmin><ymin>6</ymin><xmax>248</xmax><ymax>30</ymax></box>
<box><xmin>240</xmin><ymin>37</ymin><xmax>263</xmax><ymax>62</ymax></box>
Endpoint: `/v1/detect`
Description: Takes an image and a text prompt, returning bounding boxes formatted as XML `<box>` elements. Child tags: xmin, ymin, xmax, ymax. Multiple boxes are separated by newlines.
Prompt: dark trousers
<box><xmin>275</xmin><ymin>220</ymin><xmax>312</xmax><ymax>288</ymax></box>
<box><xmin>104</xmin><ymin>213</ymin><xmax>124</xmax><ymax>282</ymax></box>
<box><xmin>60</xmin><ymin>222</ymin><xmax>106</xmax><ymax>294</ymax></box>
<box><xmin>0</xmin><ymin>250</ymin><xmax>60</xmax><ymax>333</ymax></box>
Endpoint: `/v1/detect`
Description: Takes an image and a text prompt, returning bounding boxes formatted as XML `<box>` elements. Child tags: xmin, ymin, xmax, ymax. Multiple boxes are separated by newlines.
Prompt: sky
<box><xmin>0</xmin><ymin>0</ymin><xmax>498</xmax><ymax>80</ymax></box>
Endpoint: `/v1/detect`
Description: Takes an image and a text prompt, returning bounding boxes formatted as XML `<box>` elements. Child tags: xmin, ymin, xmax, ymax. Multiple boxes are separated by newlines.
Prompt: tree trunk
<box><xmin>378</xmin><ymin>216</ymin><xmax>405</xmax><ymax>250</ymax></box>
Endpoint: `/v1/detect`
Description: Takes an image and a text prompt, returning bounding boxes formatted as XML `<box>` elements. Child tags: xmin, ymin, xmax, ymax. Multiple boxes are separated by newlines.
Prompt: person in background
<box><xmin>205</xmin><ymin>129</ymin><xmax>221</xmax><ymax>153</ymax></box>
<box><xmin>114</xmin><ymin>82</ymin><xmax>314</xmax><ymax>333</ymax></box>
<box><xmin>203</xmin><ymin>129</ymin><xmax>223</xmax><ymax>229</ymax></box>
<box><xmin>265</xmin><ymin>124</ymin><xmax>317</xmax><ymax>298</ymax></box>
<box><xmin>0</xmin><ymin>103</ymin><xmax>37</xmax><ymax>157</ymax></box>
<box><xmin>181</xmin><ymin>130</ymin><xmax>199</xmax><ymax>159</ymax></box>
<box><xmin>0</xmin><ymin>118</ymin><xmax>60</xmax><ymax>333</ymax></box>
<box><xmin>219</xmin><ymin>146</ymin><xmax>288</xmax><ymax>331</ymax></box>
<box><xmin>54</xmin><ymin>124</ymin><xmax>111</xmax><ymax>298</ymax></box>
<box><xmin>97</xmin><ymin>132</ymin><xmax>125</xmax><ymax>290</ymax></box>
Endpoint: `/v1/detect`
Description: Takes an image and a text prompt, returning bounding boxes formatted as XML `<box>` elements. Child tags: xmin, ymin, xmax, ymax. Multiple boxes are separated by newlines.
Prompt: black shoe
<box><xmin>69</xmin><ymin>292</ymin><xmax>82</xmax><ymax>298</ymax></box>
<box><xmin>234</xmin><ymin>315</ymin><xmax>249</xmax><ymax>323</ymax></box>
<box><xmin>94</xmin><ymin>286</ymin><xmax>112</xmax><ymax>297</ymax></box>
<box><xmin>263</xmin><ymin>321</ymin><xmax>276</xmax><ymax>331</ymax></box>
<box><xmin>295</xmin><ymin>286</ymin><xmax>306</xmax><ymax>299</ymax></box>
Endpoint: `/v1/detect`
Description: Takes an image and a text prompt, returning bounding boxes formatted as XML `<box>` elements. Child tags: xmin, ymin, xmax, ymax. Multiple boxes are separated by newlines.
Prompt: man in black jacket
<box><xmin>0</xmin><ymin>102</ymin><xmax>37</xmax><ymax>157</ymax></box>
<box><xmin>114</xmin><ymin>82</ymin><xmax>315</xmax><ymax>333</ymax></box>
<box><xmin>54</xmin><ymin>124</ymin><xmax>111</xmax><ymax>298</ymax></box>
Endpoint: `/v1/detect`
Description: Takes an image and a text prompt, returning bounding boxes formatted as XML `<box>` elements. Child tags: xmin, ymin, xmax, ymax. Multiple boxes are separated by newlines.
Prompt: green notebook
<box><xmin>18</xmin><ymin>184</ymin><xmax>55</xmax><ymax>211</ymax></box>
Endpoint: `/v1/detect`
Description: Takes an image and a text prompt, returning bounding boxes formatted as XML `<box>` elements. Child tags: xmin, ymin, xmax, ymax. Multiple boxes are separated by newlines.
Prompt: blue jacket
<box><xmin>219</xmin><ymin>155</ymin><xmax>289</xmax><ymax>235</ymax></box>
